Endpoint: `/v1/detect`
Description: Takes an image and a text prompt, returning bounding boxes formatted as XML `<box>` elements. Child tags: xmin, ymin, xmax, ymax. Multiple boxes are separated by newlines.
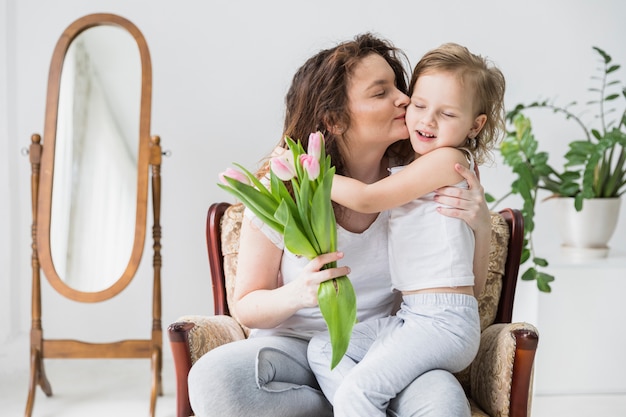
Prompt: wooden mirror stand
<box><xmin>26</xmin><ymin>13</ymin><xmax>163</xmax><ymax>417</ymax></box>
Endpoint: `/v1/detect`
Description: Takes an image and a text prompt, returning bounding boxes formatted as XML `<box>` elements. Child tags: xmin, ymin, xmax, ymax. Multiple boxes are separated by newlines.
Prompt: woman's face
<box><xmin>343</xmin><ymin>54</ymin><xmax>410</xmax><ymax>152</ymax></box>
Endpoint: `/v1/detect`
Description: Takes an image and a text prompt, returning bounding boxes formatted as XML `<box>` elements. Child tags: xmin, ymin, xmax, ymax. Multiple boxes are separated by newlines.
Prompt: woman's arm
<box><xmin>233</xmin><ymin>217</ymin><xmax>350</xmax><ymax>329</ymax></box>
<box><xmin>331</xmin><ymin>147</ymin><xmax>468</xmax><ymax>213</ymax></box>
<box><xmin>435</xmin><ymin>163</ymin><xmax>491</xmax><ymax>297</ymax></box>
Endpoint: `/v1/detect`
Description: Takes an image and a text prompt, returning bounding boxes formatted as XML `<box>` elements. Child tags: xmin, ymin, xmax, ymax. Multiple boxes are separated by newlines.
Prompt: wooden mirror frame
<box><xmin>26</xmin><ymin>13</ymin><xmax>163</xmax><ymax>417</ymax></box>
<box><xmin>38</xmin><ymin>13</ymin><xmax>152</xmax><ymax>302</ymax></box>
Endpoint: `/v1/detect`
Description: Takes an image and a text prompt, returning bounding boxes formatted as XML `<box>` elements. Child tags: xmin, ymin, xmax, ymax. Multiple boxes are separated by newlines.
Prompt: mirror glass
<box><xmin>50</xmin><ymin>26</ymin><xmax>141</xmax><ymax>292</ymax></box>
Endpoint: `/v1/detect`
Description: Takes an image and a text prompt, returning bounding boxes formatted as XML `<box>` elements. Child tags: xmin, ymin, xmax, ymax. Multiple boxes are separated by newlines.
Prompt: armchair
<box><xmin>168</xmin><ymin>203</ymin><xmax>538</xmax><ymax>417</ymax></box>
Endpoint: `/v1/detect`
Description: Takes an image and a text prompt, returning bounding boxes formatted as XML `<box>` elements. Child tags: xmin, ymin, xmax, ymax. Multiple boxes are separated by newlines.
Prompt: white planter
<box><xmin>554</xmin><ymin>197</ymin><xmax>622</xmax><ymax>260</ymax></box>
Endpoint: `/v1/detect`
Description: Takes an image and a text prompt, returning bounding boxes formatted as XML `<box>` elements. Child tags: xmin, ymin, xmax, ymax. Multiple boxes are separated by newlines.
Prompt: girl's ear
<box><xmin>470</xmin><ymin>114</ymin><xmax>487</xmax><ymax>137</ymax></box>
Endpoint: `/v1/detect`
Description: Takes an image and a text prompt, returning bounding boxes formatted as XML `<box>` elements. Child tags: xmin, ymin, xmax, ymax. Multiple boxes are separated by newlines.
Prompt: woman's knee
<box><xmin>188</xmin><ymin>343</ymin><xmax>257</xmax><ymax>415</ymax></box>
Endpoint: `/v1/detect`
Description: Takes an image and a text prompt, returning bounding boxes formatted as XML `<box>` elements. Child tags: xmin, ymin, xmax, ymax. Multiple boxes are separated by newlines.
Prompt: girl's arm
<box><xmin>233</xmin><ymin>217</ymin><xmax>349</xmax><ymax>329</ymax></box>
<box><xmin>331</xmin><ymin>147</ymin><xmax>469</xmax><ymax>213</ymax></box>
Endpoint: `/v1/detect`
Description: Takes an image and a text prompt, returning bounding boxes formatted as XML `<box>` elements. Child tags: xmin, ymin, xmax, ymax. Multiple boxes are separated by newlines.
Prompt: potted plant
<box><xmin>489</xmin><ymin>115</ymin><xmax>555</xmax><ymax>292</ymax></box>
<box><xmin>489</xmin><ymin>46</ymin><xmax>626</xmax><ymax>291</ymax></box>
<box><xmin>507</xmin><ymin>47</ymin><xmax>626</xmax><ymax>207</ymax></box>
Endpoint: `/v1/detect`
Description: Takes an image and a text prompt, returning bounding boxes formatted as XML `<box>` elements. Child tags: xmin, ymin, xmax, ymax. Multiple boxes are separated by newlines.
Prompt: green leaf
<box><xmin>559</xmin><ymin>182</ymin><xmax>582</xmax><ymax>197</ymax></box>
<box><xmin>295</xmin><ymin>177</ymin><xmax>319</xmax><ymax>251</ymax></box>
<box><xmin>233</xmin><ymin>163</ymin><xmax>275</xmax><ymax>200</ymax></box>
<box><xmin>277</xmin><ymin>200</ymin><xmax>318</xmax><ymax>259</ymax></box>
<box><xmin>311</xmin><ymin>170</ymin><xmax>335</xmax><ymax>253</ymax></box>
<box><xmin>559</xmin><ymin>171</ymin><xmax>581</xmax><ymax>182</ymax></box>
<box><xmin>218</xmin><ymin>181</ymin><xmax>283</xmax><ymax>234</ymax></box>
<box><xmin>521</xmin><ymin>267</ymin><xmax>537</xmax><ymax>281</ymax></box>
<box><xmin>318</xmin><ymin>276</ymin><xmax>357</xmax><ymax>369</ymax></box>
<box><xmin>607</xmin><ymin>65</ymin><xmax>620</xmax><ymax>74</ymax></box>
<box><xmin>605</xmin><ymin>93</ymin><xmax>620</xmax><ymax>101</ymax></box>
<box><xmin>273</xmin><ymin>175</ymin><xmax>300</xmax><ymax>222</ymax></box>
<box><xmin>574</xmin><ymin>193</ymin><xmax>584</xmax><ymax>211</ymax></box>
<box><xmin>536</xmin><ymin>272</ymin><xmax>554</xmax><ymax>292</ymax></box>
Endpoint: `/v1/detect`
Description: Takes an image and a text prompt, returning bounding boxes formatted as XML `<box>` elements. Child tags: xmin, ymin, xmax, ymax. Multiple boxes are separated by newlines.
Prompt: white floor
<box><xmin>1</xmin><ymin>337</ymin><xmax>626</xmax><ymax>417</ymax></box>
<box><xmin>0</xmin><ymin>337</ymin><xmax>176</xmax><ymax>417</ymax></box>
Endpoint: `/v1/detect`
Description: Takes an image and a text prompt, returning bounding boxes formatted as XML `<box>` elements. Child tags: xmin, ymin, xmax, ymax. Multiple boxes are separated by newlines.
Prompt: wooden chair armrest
<box><xmin>470</xmin><ymin>322</ymin><xmax>539</xmax><ymax>417</ymax></box>
<box><xmin>510</xmin><ymin>328</ymin><xmax>539</xmax><ymax>417</ymax></box>
<box><xmin>168</xmin><ymin>321</ymin><xmax>196</xmax><ymax>417</ymax></box>
<box><xmin>168</xmin><ymin>315</ymin><xmax>247</xmax><ymax>417</ymax></box>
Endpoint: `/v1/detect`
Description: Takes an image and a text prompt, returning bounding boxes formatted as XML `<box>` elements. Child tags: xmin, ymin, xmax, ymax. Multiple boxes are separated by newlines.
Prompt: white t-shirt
<box><xmin>245</xmin><ymin>209</ymin><xmax>395</xmax><ymax>340</ymax></box>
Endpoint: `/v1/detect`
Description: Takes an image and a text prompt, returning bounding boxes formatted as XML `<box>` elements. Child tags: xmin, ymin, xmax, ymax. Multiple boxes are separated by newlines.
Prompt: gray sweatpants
<box><xmin>188</xmin><ymin>324</ymin><xmax>472</xmax><ymax>416</ymax></box>
<box><xmin>308</xmin><ymin>293</ymin><xmax>480</xmax><ymax>417</ymax></box>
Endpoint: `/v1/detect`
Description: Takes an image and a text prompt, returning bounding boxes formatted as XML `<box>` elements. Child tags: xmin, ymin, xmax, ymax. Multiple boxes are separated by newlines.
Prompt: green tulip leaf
<box><xmin>311</xmin><ymin>173</ymin><xmax>334</xmax><ymax>253</ymax></box>
<box><xmin>318</xmin><ymin>275</ymin><xmax>357</xmax><ymax>369</ymax></box>
<box><xmin>278</xmin><ymin>201</ymin><xmax>318</xmax><ymax>260</ymax></box>
<box><xmin>218</xmin><ymin>181</ymin><xmax>283</xmax><ymax>234</ymax></box>
<box><xmin>233</xmin><ymin>163</ymin><xmax>275</xmax><ymax>200</ymax></box>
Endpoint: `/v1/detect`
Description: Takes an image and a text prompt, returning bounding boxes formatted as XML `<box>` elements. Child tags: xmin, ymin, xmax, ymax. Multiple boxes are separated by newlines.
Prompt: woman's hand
<box><xmin>290</xmin><ymin>252</ymin><xmax>351</xmax><ymax>309</ymax></box>
<box><xmin>234</xmin><ymin>216</ymin><xmax>351</xmax><ymax>329</ymax></box>
<box><xmin>235</xmin><ymin>219</ymin><xmax>346</xmax><ymax>328</ymax></box>
<box><xmin>434</xmin><ymin>163</ymin><xmax>490</xmax><ymax>234</ymax></box>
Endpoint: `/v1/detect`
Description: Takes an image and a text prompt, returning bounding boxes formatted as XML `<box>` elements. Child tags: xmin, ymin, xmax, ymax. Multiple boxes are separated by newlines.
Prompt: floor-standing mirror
<box><xmin>26</xmin><ymin>13</ymin><xmax>163</xmax><ymax>417</ymax></box>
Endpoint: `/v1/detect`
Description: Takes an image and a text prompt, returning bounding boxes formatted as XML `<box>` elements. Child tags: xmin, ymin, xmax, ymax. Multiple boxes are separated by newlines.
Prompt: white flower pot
<box><xmin>554</xmin><ymin>197</ymin><xmax>622</xmax><ymax>259</ymax></box>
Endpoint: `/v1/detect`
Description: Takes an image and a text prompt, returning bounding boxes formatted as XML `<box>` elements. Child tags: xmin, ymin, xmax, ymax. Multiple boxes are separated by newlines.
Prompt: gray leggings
<box><xmin>188</xmin><ymin>329</ymin><xmax>471</xmax><ymax>416</ymax></box>
<box><xmin>308</xmin><ymin>293</ymin><xmax>479</xmax><ymax>417</ymax></box>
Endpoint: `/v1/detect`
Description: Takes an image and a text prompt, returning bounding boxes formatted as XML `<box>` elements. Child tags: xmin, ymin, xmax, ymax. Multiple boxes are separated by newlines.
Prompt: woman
<box><xmin>188</xmin><ymin>33</ymin><xmax>491</xmax><ymax>417</ymax></box>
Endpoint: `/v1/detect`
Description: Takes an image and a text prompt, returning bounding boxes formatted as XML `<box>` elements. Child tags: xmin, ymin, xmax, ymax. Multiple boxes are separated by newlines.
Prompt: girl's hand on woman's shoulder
<box><xmin>433</xmin><ymin>163</ymin><xmax>490</xmax><ymax>234</ymax></box>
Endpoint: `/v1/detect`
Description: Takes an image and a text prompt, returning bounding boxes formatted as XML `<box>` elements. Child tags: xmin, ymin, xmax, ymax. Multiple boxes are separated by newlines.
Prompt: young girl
<box><xmin>307</xmin><ymin>43</ymin><xmax>506</xmax><ymax>416</ymax></box>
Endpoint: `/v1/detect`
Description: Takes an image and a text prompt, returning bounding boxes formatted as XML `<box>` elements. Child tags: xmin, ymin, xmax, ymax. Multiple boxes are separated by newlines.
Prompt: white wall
<box><xmin>0</xmin><ymin>0</ymin><xmax>9</xmax><ymax>342</ymax></box>
<box><xmin>1</xmin><ymin>0</ymin><xmax>18</xmax><ymax>344</ymax></box>
<box><xmin>2</xmin><ymin>0</ymin><xmax>625</xmax><ymax>361</ymax></box>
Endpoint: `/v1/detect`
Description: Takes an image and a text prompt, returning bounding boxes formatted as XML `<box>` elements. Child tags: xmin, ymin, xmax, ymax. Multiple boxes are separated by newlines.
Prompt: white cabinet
<box><xmin>512</xmin><ymin>250</ymin><xmax>626</xmax><ymax>395</ymax></box>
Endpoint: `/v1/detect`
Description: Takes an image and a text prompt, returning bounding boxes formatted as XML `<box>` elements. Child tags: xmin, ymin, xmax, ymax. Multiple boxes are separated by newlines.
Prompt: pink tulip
<box><xmin>308</xmin><ymin>132</ymin><xmax>323</xmax><ymax>160</ymax></box>
<box><xmin>219</xmin><ymin>168</ymin><xmax>250</xmax><ymax>186</ymax></box>
<box><xmin>271</xmin><ymin>154</ymin><xmax>296</xmax><ymax>181</ymax></box>
<box><xmin>300</xmin><ymin>154</ymin><xmax>320</xmax><ymax>180</ymax></box>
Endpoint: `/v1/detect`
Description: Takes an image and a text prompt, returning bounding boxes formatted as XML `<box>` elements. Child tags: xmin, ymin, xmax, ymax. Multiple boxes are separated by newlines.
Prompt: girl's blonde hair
<box><xmin>409</xmin><ymin>43</ymin><xmax>506</xmax><ymax>165</ymax></box>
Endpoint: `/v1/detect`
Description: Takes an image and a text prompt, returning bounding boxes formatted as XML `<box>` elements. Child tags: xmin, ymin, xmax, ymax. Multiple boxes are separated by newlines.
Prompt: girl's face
<box><xmin>406</xmin><ymin>70</ymin><xmax>486</xmax><ymax>156</ymax></box>
<box><xmin>343</xmin><ymin>54</ymin><xmax>410</xmax><ymax>153</ymax></box>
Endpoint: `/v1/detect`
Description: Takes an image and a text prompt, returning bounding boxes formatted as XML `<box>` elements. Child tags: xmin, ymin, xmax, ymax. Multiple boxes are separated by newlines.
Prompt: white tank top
<box><xmin>387</xmin><ymin>159</ymin><xmax>475</xmax><ymax>292</ymax></box>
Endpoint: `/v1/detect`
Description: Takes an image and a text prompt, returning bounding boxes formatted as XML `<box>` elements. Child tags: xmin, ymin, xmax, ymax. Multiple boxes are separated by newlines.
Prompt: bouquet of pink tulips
<box><xmin>218</xmin><ymin>132</ymin><xmax>356</xmax><ymax>369</ymax></box>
